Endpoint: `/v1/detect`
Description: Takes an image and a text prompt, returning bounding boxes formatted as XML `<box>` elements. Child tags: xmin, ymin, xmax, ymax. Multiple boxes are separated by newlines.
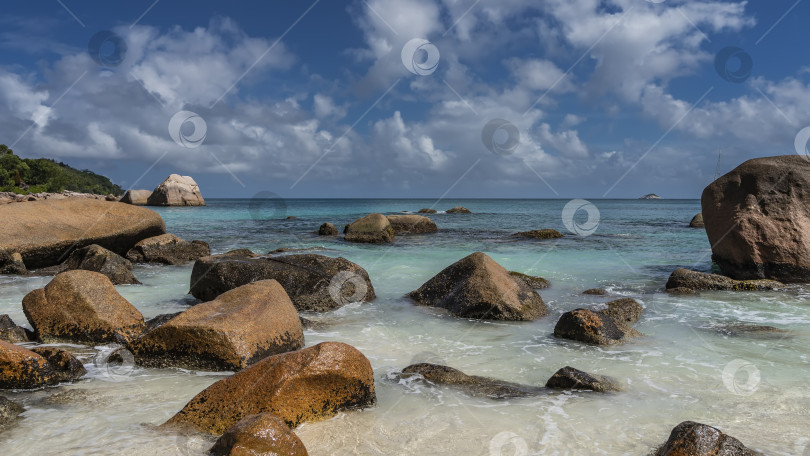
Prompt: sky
<box><xmin>0</xmin><ymin>0</ymin><xmax>808</xmax><ymax>199</ymax></box>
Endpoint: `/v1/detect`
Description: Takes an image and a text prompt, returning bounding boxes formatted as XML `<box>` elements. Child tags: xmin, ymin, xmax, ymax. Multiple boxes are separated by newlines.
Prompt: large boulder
<box><xmin>30</xmin><ymin>347</ymin><xmax>86</xmax><ymax>383</ymax></box>
<box><xmin>509</xmin><ymin>271</ymin><xmax>550</xmax><ymax>289</ymax></box>
<box><xmin>344</xmin><ymin>213</ymin><xmax>394</xmax><ymax>243</ymax></box>
<box><xmin>399</xmin><ymin>363</ymin><xmax>543</xmax><ymax>399</ymax></box>
<box><xmin>0</xmin><ymin>340</ymin><xmax>56</xmax><ymax>389</ymax></box>
<box><xmin>553</xmin><ymin>309</ymin><xmax>640</xmax><ymax>345</ymax></box>
<box><xmin>408</xmin><ymin>252</ymin><xmax>548</xmax><ymax>321</ymax></box>
<box><xmin>130</xmin><ymin>280</ymin><xmax>304</xmax><ymax>371</ymax></box>
<box><xmin>689</xmin><ymin>212</ymin><xmax>704</xmax><ymax>228</ymax></box>
<box><xmin>189</xmin><ymin>252</ymin><xmax>375</xmax><ymax>312</ymax></box>
<box><xmin>665</xmin><ymin>268</ymin><xmax>782</xmax><ymax>292</ymax></box>
<box><xmin>0</xmin><ymin>199</ymin><xmax>165</xmax><ymax>269</ymax></box>
<box><xmin>163</xmin><ymin>342</ymin><xmax>376</xmax><ymax>434</ymax></box>
<box><xmin>22</xmin><ymin>270</ymin><xmax>145</xmax><ymax>344</ymax></box>
<box><xmin>147</xmin><ymin>174</ymin><xmax>205</xmax><ymax>207</ymax></box>
<box><xmin>125</xmin><ymin>234</ymin><xmax>210</xmax><ymax>265</ymax></box>
<box><xmin>655</xmin><ymin>421</ymin><xmax>758</xmax><ymax>456</ymax></box>
<box><xmin>209</xmin><ymin>413</ymin><xmax>309</xmax><ymax>456</ymax></box>
<box><xmin>702</xmin><ymin>155</ymin><xmax>810</xmax><ymax>282</ymax></box>
<box><xmin>545</xmin><ymin>366</ymin><xmax>620</xmax><ymax>392</ymax></box>
<box><xmin>58</xmin><ymin>244</ymin><xmax>140</xmax><ymax>285</ymax></box>
<box><xmin>119</xmin><ymin>189</ymin><xmax>152</xmax><ymax>206</ymax></box>
<box><xmin>385</xmin><ymin>214</ymin><xmax>438</xmax><ymax>234</ymax></box>
<box><xmin>0</xmin><ymin>251</ymin><xmax>26</xmax><ymax>275</ymax></box>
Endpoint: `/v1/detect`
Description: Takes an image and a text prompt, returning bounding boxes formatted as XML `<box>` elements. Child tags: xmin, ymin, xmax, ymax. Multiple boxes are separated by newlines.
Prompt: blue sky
<box><xmin>0</xmin><ymin>0</ymin><xmax>808</xmax><ymax>198</ymax></box>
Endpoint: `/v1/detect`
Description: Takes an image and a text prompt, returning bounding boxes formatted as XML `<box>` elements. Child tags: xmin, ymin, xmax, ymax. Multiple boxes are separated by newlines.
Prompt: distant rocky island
<box><xmin>639</xmin><ymin>194</ymin><xmax>661</xmax><ymax>199</ymax></box>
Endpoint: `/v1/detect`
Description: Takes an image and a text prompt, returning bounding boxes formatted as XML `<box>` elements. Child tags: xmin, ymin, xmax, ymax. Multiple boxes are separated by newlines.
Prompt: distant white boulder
<box><xmin>147</xmin><ymin>174</ymin><xmax>205</xmax><ymax>206</ymax></box>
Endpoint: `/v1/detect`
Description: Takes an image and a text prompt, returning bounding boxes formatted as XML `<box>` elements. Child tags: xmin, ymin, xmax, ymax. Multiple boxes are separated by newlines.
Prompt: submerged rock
<box><xmin>385</xmin><ymin>214</ymin><xmax>438</xmax><ymax>234</ymax></box>
<box><xmin>409</xmin><ymin>252</ymin><xmax>548</xmax><ymax>321</ymax></box>
<box><xmin>119</xmin><ymin>189</ymin><xmax>152</xmax><ymax>206</ymax></box>
<box><xmin>30</xmin><ymin>347</ymin><xmax>86</xmax><ymax>383</ymax></box>
<box><xmin>446</xmin><ymin>207</ymin><xmax>472</xmax><ymax>214</ymax></box>
<box><xmin>344</xmin><ymin>213</ymin><xmax>394</xmax><ymax>243</ymax></box>
<box><xmin>130</xmin><ymin>280</ymin><xmax>303</xmax><ymax>371</ymax></box>
<box><xmin>512</xmin><ymin>229</ymin><xmax>563</xmax><ymax>240</ymax></box>
<box><xmin>163</xmin><ymin>342</ymin><xmax>376</xmax><ymax>434</ymax></box>
<box><xmin>665</xmin><ymin>268</ymin><xmax>782</xmax><ymax>291</ymax></box>
<box><xmin>509</xmin><ymin>271</ymin><xmax>550</xmax><ymax>289</ymax></box>
<box><xmin>655</xmin><ymin>421</ymin><xmax>759</xmax><ymax>456</ymax></box>
<box><xmin>209</xmin><ymin>413</ymin><xmax>309</xmax><ymax>456</ymax></box>
<box><xmin>400</xmin><ymin>363</ymin><xmax>544</xmax><ymax>399</ymax></box>
<box><xmin>0</xmin><ymin>395</ymin><xmax>24</xmax><ymax>427</ymax></box>
<box><xmin>545</xmin><ymin>366</ymin><xmax>620</xmax><ymax>392</ymax></box>
<box><xmin>583</xmin><ymin>288</ymin><xmax>607</xmax><ymax>296</ymax></box>
<box><xmin>318</xmin><ymin>223</ymin><xmax>338</xmax><ymax>236</ymax></box>
<box><xmin>22</xmin><ymin>270</ymin><xmax>145</xmax><ymax>344</ymax></box>
<box><xmin>709</xmin><ymin>323</ymin><xmax>788</xmax><ymax>338</ymax></box>
<box><xmin>189</xmin><ymin>252</ymin><xmax>375</xmax><ymax>312</ymax></box>
<box><xmin>596</xmin><ymin>298</ymin><xmax>643</xmax><ymax>325</ymax></box>
<box><xmin>147</xmin><ymin>174</ymin><xmax>205</xmax><ymax>206</ymax></box>
<box><xmin>689</xmin><ymin>212</ymin><xmax>704</xmax><ymax>228</ymax></box>
<box><xmin>57</xmin><ymin>244</ymin><xmax>140</xmax><ymax>285</ymax></box>
<box><xmin>418</xmin><ymin>208</ymin><xmax>437</xmax><ymax>214</ymax></box>
<box><xmin>702</xmin><ymin>155</ymin><xmax>810</xmax><ymax>282</ymax></box>
<box><xmin>553</xmin><ymin>309</ymin><xmax>640</xmax><ymax>345</ymax></box>
<box><xmin>0</xmin><ymin>340</ymin><xmax>56</xmax><ymax>389</ymax></box>
<box><xmin>125</xmin><ymin>233</ymin><xmax>210</xmax><ymax>265</ymax></box>
<box><xmin>0</xmin><ymin>198</ymin><xmax>165</xmax><ymax>269</ymax></box>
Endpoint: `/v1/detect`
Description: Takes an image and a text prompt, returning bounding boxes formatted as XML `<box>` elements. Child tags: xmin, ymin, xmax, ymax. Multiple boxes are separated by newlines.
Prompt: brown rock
<box><xmin>597</xmin><ymin>298</ymin><xmax>643</xmax><ymax>324</ymax></box>
<box><xmin>409</xmin><ymin>252</ymin><xmax>548</xmax><ymax>321</ymax></box>
<box><xmin>417</xmin><ymin>208</ymin><xmax>437</xmax><ymax>214</ymax></box>
<box><xmin>163</xmin><ymin>341</ymin><xmax>376</xmax><ymax>434</ymax></box>
<box><xmin>22</xmin><ymin>270</ymin><xmax>145</xmax><ymax>344</ymax></box>
<box><xmin>30</xmin><ymin>347</ymin><xmax>86</xmax><ymax>383</ymax></box>
<box><xmin>689</xmin><ymin>212</ymin><xmax>704</xmax><ymax>228</ymax></box>
<box><xmin>655</xmin><ymin>421</ymin><xmax>759</xmax><ymax>456</ymax></box>
<box><xmin>583</xmin><ymin>288</ymin><xmax>607</xmax><ymax>296</ymax></box>
<box><xmin>702</xmin><ymin>155</ymin><xmax>810</xmax><ymax>282</ymax></box>
<box><xmin>446</xmin><ymin>207</ymin><xmax>471</xmax><ymax>214</ymax></box>
<box><xmin>385</xmin><ymin>214</ymin><xmax>438</xmax><ymax>234</ymax></box>
<box><xmin>318</xmin><ymin>223</ymin><xmax>338</xmax><ymax>236</ymax></box>
<box><xmin>0</xmin><ymin>199</ymin><xmax>165</xmax><ymax>269</ymax></box>
<box><xmin>0</xmin><ymin>315</ymin><xmax>32</xmax><ymax>343</ymax></box>
<box><xmin>58</xmin><ymin>244</ymin><xmax>140</xmax><ymax>285</ymax></box>
<box><xmin>147</xmin><ymin>174</ymin><xmax>205</xmax><ymax>206</ymax></box>
<box><xmin>0</xmin><ymin>395</ymin><xmax>24</xmax><ymax>427</ymax></box>
<box><xmin>0</xmin><ymin>340</ymin><xmax>56</xmax><ymax>389</ymax></box>
<box><xmin>125</xmin><ymin>233</ymin><xmax>210</xmax><ymax>265</ymax></box>
<box><xmin>120</xmin><ymin>190</ymin><xmax>152</xmax><ymax>206</ymax></box>
<box><xmin>0</xmin><ymin>251</ymin><xmax>26</xmax><ymax>275</ymax></box>
<box><xmin>209</xmin><ymin>413</ymin><xmax>309</xmax><ymax>456</ymax></box>
<box><xmin>130</xmin><ymin>280</ymin><xmax>303</xmax><ymax>371</ymax></box>
<box><xmin>189</xmin><ymin>252</ymin><xmax>375</xmax><ymax>312</ymax></box>
<box><xmin>665</xmin><ymin>268</ymin><xmax>782</xmax><ymax>291</ymax></box>
<box><xmin>400</xmin><ymin>363</ymin><xmax>544</xmax><ymax>399</ymax></box>
<box><xmin>545</xmin><ymin>366</ymin><xmax>620</xmax><ymax>392</ymax></box>
<box><xmin>512</xmin><ymin>229</ymin><xmax>564</xmax><ymax>240</ymax></box>
<box><xmin>509</xmin><ymin>271</ymin><xmax>550</xmax><ymax>289</ymax></box>
<box><xmin>665</xmin><ymin>287</ymin><xmax>698</xmax><ymax>295</ymax></box>
<box><xmin>344</xmin><ymin>213</ymin><xmax>394</xmax><ymax>243</ymax></box>
<box><xmin>553</xmin><ymin>309</ymin><xmax>640</xmax><ymax>345</ymax></box>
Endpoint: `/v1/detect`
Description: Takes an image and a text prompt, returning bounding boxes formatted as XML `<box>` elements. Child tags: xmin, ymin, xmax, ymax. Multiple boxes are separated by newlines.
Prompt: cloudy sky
<box><xmin>0</xmin><ymin>0</ymin><xmax>807</xmax><ymax>198</ymax></box>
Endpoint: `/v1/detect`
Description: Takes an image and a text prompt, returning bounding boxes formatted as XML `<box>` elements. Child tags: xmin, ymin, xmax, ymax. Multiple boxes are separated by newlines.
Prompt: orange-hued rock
<box><xmin>130</xmin><ymin>280</ymin><xmax>303</xmax><ymax>371</ymax></box>
<box><xmin>0</xmin><ymin>340</ymin><xmax>56</xmax><ymax>389</ymax></box>
<box><xmin>0</xmin><ymin>198</ymin><xmax>165</xmax><ymax>269</ymax></box>
<box><xmin>22</xmin><ymin>270</ymin><xmax>145</xmax><ymax>344</ymax></box>
<box><xmin>164</xmin><ymin>342</ymin><xmax>376</xmax><ymax>434</ymax></box>
<box><xmin>209</xmin><ymin>413</ymin><xmax>309</xmax><ymax>456</ymax></box>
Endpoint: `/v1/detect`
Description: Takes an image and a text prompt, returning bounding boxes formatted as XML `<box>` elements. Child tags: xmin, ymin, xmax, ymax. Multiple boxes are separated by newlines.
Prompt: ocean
<box><xmin>1</xmin><ymin>198</ymin><xmax>808</xmax><ymax>455</ymax></box>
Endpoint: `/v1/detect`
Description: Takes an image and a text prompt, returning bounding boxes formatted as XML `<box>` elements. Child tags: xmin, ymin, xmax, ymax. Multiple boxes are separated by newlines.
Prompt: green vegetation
<box><xmin>0</xmin><ymin>145</ymin><xmax>123</xmax><ymax>195</ymax></box>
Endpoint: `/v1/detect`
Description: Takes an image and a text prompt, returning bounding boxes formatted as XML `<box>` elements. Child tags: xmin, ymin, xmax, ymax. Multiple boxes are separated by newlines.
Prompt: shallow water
<box><xmin>1</xmin><ymin>199</ymin><xmax>809</xmax><ymax>455</ymax></box>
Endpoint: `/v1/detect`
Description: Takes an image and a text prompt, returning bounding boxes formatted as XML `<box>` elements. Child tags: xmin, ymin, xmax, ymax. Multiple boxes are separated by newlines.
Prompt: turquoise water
<box><xmin>1</xmin><ymin>199</ymin><xmax>809</xmax><ymax>455</ymax></box>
